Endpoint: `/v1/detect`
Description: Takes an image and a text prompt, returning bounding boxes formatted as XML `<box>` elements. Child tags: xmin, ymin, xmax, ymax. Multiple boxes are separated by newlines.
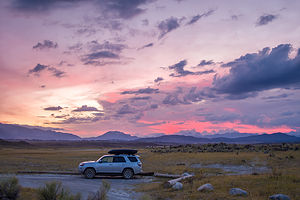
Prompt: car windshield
<box><xmin>96</xmin><ymin>156</ymin><xmax>106</xmax><ymax>162</ymax></box>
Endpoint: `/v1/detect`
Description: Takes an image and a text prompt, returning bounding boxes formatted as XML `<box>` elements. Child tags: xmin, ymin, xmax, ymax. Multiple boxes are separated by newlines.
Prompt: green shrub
<box><xmin>37</xmin><ymin>181</ymin><xmax>81</xmax><ymax>200</ymax></box>
<box><xmin>87</xmin><ymin>180</ymin><xmax>110</xmax><ymax>200</ymax></box>
<box><xmin>0</xmin><ymin>177</ymin><xmax>20</xmax><ymax>200</ymax></box>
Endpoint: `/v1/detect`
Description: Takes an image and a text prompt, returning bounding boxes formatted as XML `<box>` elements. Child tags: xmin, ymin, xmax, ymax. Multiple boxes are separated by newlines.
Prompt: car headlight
<box><xmin>79</xmin><ymin>163</ymin><xmax>85</xmax><ymax>166</ymax></box>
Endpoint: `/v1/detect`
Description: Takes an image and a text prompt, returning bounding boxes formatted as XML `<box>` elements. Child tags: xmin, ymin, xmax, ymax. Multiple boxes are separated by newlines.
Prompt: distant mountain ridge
<box><xmin>0</xmin><ymin>123</ymin><xmax>80</xmax><ymax>140</ymax></box>
<box><xmin>85</xmin><ymin>131</ymin><xmax>138</xmax><ymax>141</ymax></box>
<box><xmin>1</xmin><ymin>123</ymin><xmax>300</xmax><ymax>144</ymax></box>
<box><xmin>135</xmin><ymin>132</ymin><xmax>300</xmax><ymax>144</ymax></box>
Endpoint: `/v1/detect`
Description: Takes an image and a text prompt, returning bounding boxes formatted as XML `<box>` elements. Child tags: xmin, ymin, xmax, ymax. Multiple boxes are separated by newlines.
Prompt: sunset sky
<box><xmin>1</xmin><ymin>0</ymin><xmax>300</xmax><ymax>137</ymax></box>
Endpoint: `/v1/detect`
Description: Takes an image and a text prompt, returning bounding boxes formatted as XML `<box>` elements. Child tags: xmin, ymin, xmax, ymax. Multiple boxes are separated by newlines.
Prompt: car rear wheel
<box><xmin>84</xmin><ymin>168</ymin><xmax>96</xmax><ymax>179</ymax></box>
<box><xmin>122</xmin><ymin>168</ymin><xmax>134</xmax><ymax>179</ymax></box>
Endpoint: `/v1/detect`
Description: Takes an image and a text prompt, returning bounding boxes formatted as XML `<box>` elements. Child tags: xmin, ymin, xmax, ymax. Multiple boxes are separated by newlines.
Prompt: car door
<box><xmin>96</xmin><ymin>156</ymin><xmax>114</xmax><ymax>173</ymax></box>
<box><xmin>112</xmin><ymin>156</ymin><xmax>126</xmax><ymax>173</ymax></box>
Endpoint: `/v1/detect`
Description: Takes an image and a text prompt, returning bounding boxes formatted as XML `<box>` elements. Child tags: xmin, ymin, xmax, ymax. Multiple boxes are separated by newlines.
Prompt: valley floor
<box><xmin>1</xmin><ymin>143</ymin><xmax>300</xmax><ymax>199</ymax></box>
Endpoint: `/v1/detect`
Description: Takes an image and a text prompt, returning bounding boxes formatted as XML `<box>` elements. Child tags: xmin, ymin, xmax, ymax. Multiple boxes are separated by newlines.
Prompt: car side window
<box><xmin>128</xmin><ymin>157</ymin><xmax>138</xmax><ymax>162</ymax></box>
<box><xmin>101</xmin><ymin>156</ymin><xmax>113</xmax><ymax>163</ymax></box>
<box><xmin>113</xmin><ymin>156</ymin><xmax>126</xmax><ymax>163</ymax></box>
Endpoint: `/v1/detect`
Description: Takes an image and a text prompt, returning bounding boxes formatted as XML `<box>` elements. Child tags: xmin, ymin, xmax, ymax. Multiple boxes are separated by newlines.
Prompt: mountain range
<box><xmin>1</xmin><ymin>123</ymin><xmax>300</xmax><ymax>144</ymax></box>
<box><xmin>84</xmin><ymin>131</ymin><xmax>138</xmax><ymax>141</ymax></box>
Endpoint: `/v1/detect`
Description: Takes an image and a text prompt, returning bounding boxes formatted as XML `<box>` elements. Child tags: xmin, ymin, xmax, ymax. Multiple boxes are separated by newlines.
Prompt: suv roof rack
<box><xmin>108</xmin><ymin>149</ymin><xmax>138</xmax><ymax>155</ymax></box>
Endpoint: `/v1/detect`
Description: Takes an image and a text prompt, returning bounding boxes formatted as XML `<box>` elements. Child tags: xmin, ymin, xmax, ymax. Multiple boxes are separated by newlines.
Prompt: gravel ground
<box><xmin>0</xmin><ymin>174</ymin><xmax>153</xmax><ymax>200</ymax></box>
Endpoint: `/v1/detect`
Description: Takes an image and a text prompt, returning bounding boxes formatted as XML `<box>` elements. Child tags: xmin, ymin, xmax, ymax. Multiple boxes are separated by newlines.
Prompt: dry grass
<box><xmin>136</xmin><ymin>149</ymin><xmax>300</xmax><ymax>200</ymax></box>
<box><xmin>0</xmin><ymin>148</ymin><xmax>108</xmax><ymax>173</ymax></box>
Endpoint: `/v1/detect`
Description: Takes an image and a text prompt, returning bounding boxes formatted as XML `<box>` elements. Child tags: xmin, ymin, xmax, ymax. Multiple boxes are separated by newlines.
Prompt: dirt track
<box><xmin>0</xmin><ymin>174</ymin><xmax>153</xmax><ymax>200</ymax></box>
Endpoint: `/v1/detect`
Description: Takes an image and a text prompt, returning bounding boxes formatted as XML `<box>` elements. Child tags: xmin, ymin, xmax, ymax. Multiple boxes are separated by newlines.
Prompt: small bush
<box><xmin>87</xmin><ymin>180</ymin><xmax>110</xmax><ymax>200</ymax></box>
<box><xmin>37</xmin><ymin>181</ymin><xmax>81</xmax><ymax>200</ymax></box>
<box><xmin>0</xmin><ymin>177</ymin><xmax>20</xmax><ymax>200</ymax></box>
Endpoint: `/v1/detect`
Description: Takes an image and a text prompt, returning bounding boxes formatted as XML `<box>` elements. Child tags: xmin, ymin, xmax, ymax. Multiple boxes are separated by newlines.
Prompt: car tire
<box><xmin>84</xmin><ymin>168</ymin><xmax>96</xmax><ymax>179</ymax></box>
<box><xmin>122</xmin><ymin>168</ymin><xmax>134</xmax><ymax>179</ymax></box>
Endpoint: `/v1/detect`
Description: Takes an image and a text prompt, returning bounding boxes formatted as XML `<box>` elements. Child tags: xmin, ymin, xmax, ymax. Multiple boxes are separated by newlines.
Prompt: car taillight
<box><xmin>138</xmin><ymin>162</ymin><xmax>142</xmax><ymax>167</ymax></box>
<box><xmin>80</xmin><ymin>163</ymin><xmax>85</xmax><ymax>166</ymax></box>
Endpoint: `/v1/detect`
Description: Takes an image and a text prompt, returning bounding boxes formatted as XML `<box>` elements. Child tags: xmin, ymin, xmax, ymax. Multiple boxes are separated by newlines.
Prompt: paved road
<box><xmin>0</xmin><ymin>174</ymin><xmax>153</xmax><ymax>200</ymax></box>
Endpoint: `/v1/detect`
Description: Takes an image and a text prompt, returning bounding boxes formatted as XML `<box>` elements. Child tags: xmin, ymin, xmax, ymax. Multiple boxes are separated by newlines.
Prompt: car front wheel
<box><xmin>84</xmin><ymin>168</ymin><xmax>96</xmax><ymax>179</ymax></box>
<box><xmin>122</xmin><ymin>168</ymin><xmax>134</xmax><ymax>179</ymax></box>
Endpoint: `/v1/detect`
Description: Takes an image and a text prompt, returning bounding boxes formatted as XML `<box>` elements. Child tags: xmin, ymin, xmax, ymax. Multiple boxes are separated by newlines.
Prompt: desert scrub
<box><xmin>87</xmin><ymin>180</ymin><xmax>110</xmax><ymax>200</ymax></box>
<box><xmin>37</xmin><ymin>181</ymin><xmax>81</xmax><ymax>200</ymax></box>
<box><xmin>0</xmin><ymin>177</ymin><xmax>20</xmax><ymax>200</ymax></box>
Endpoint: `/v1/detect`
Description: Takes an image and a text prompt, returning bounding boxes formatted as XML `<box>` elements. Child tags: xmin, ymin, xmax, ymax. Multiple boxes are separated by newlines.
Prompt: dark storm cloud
<box><xmin>158</xmin><ymin>17</ymin><xmax>181</xmax><ymax>39</ymax></box>
<box><xmin>11</xmin><ymin>0</ymin><xmax>83</xmax><ymax>12</ymax></box>
<box><xmin>186</xmin><ymin>9</ymin><xmax>215</xmax><ymax>25</ymax></box>
<box><xmin>11</xmin><ymin>0</ymin><xmax>154</xmax><ymax>19</ymax></box>
<box><xmin>198</xmin><ymin>60</ymin><xmax>215</xmax><ymax>66</ymax></box>
<box><xmin>33</xmin><ymin>40</ymin><xmax>58</xmax><ymax>50</ymax></box>
<box><xmin>256</xmin><ymin>14</ymin><xmax>278</xmax><ymax>26</ymax></box>
<box><xmin>212</xmin><ymin>44</ymin><xmax>300</xmax><ymax>97</ymax></box>
<box><xmin>168</xmin><ymin>60</ymin><xmax>215</xmax><ymax>77</ymax></box>
<box><xmin>121</xmin><ymin>87</ymin><xmax>159</xmax><ymax>95</ymax></box>
<box><xmin>72</xmin><ymin>105</ymin><xmax>102</xmax><ymax>112</ymax></box>
<box><xmin>44</xmin><ymin>106</ymin><xmax>63</xmax><ymax>111</ymax></box>
<box><xmin>97</xmin><ymin>0</ymin><xmax>154</xmax><ymax>19</ymax></box>
<box><xmin>28</xmin><ymin>64</ymin><xmax>65</xmax><ymax>78</ymax></box>
<box><xmin>154</xmin><ymin>77</ymin><xmax>163</xmax><ymax>83</ymax></box>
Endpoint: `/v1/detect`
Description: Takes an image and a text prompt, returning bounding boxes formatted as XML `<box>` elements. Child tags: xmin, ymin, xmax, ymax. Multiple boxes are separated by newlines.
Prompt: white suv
<box><xmin>78</xmin><ymin>149</ymin><xmax>142</xmax><ymax>179</ymax></box>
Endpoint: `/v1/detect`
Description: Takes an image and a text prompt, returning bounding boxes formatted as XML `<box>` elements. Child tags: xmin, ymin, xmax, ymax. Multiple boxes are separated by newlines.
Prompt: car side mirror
<box><xmin>98</xmin><ymin>160</ymin><xmax>102</xmax><ymax>163</ymax></box>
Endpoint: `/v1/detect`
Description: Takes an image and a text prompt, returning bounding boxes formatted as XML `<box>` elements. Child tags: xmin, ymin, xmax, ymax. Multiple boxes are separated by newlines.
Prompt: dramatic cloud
<box><xmin>117</xmin><ymin>104</ymin><xmax>137</xmax><ymax>114</ymax></box>
<box><xmin>81</xmin><ymin>51</ymin><xmax>120</xmax><ymax>65</ymax></box>
<box><xmin>87</xmin><ymin>40</ymin><xmax>127</xmax><ymax>53</ymax></box>
<box><xmin>33</xmin><ymin>40</ymin><xmax>58</xmax><ymax>50</ymax></box>
<box><xmin>154</xmin><ymin>77</ymin><xmax>163</xmax><ymax>83</ymax></box>
<box><xmin>256</xmin><ymin>14</ymin><xmax>278</xmax><ymax>26</ymax></box>
<box><xmin>186</xmin><ymin>9</ymin><xmax>215</xmax><ymax>25</ymax></box>
<box><xmin>28</xmin><ymin>64</ymin><xmax>48</xmax><ymax>74</ymax></box>
<box><xmin>138</xmin><ymin>43</ymin><xmax>154</xmax><ymax>50</ymax></box>
<box><xmin>52</xmin><ymin>116</ymin><xmax>101</xmax><ymax>124</ymax></box>
<box><xmin>28</xmin><ymin>64</ymin><xmax>65</xmax><ymax>78</ymax></box>
<box><xmin>79</xmin><ymin>40</ymin><xmax>127</xmax><ymax>66</ymax></box>
<box><xmin>158</xmin><ymin>17</ymin><xmax>181</xmax><ymax>39</ymax></box>
<box><xmin>121</xmin><ymin>87</ymin><xmax>159</xmax><ymax>95</ymax></box>
<box><xmin>168</xmin><ymin>60</ymin><xmax>215</xmax><ymax>77</ymax></box>
<box><xmin>72</xmin><ymin>105</ymin><xmax>102</xmax><ymax>112</ymax></box>
<box><xmin>162</xmin><ymin>87</ymin><xmax>204</xmax><ymax>105</ymax></box>
<box><xmin>97</xmin><ymin>0</ymin><xmax>154</xmax><ymax>19</ymax></box>
<box><xmin>130</xmin><ymin>96</ymin><xmax>151</xmax><ymax>101</ymax></box>
<box><xmin>11</xmin><ymin>0</ymin><xmax>153</xmax><ymax>19</ymax></box>
<box><xmin>262</xmin><ymin>93</ymin><xmax>289</xmax><ymax>100</ymax></box>
<box><xmin>47</xmin><ymin>67</ymin><xmax>65</xmax><ymax>78</ymax></box>
<box><xmin>11</xmin><ymin>0</ymin><xmax>83</xmax><ymax>12</ymax></box>
<box><xmin>44</xmin><ymin>106</ymin><xmax>63</xmax><ymax>111</ymax></box>
<box><xmin>197</xmin><ymin>60</ymin><xmax>215</xmax><ymax>66</ymax></box>
<box><xmin>212</xmin><ymin>44</ymin><xmax>300</xmax><ymax>97</ymax></box>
